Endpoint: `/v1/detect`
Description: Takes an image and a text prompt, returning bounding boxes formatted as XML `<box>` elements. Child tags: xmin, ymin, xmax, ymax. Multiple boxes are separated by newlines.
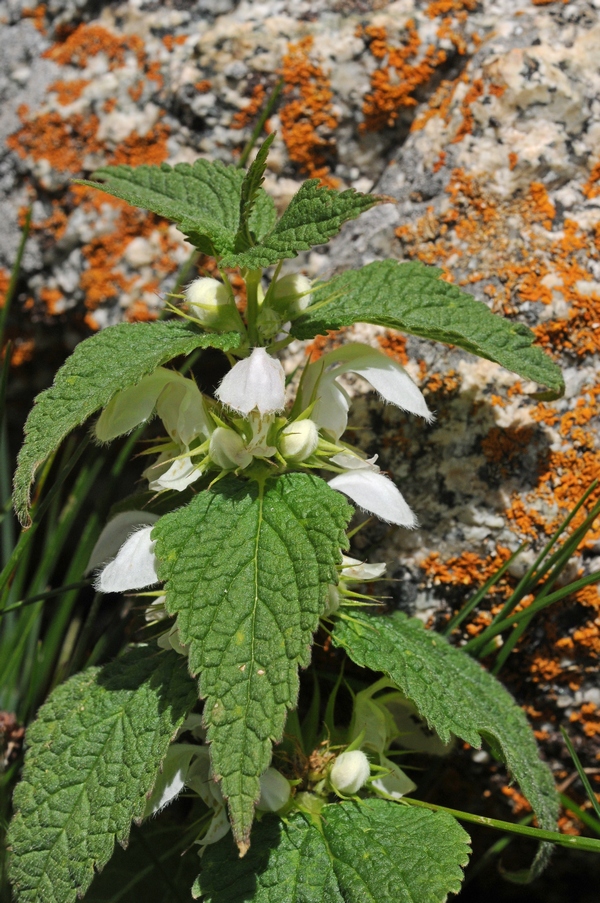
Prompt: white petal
<box><xmin>95</xmin><ymin>369</ymin><xmax>175</xmax><ymax>442</ymax></box>
<box><xmin>341</xmin><ymin>557</ymin><xmax>387</xmax><ymax>581</ymax></box>
<box><xmin>371</xmin><ymin>757</ymin><xmax>417</xmax><ymax>800</ymax></box>
<box><xmin>198</xmin><ymin>806</ymin><xmax>231</xmax><ymax>847</ymax></box>
<box><xmin>95</xmin><ymin>526</ymin><xmax>158</xmax><ymax>592</ymax></box>
<box><xmin>215</xmin><ymin>348</ymin><xmax>285</xmax><ymax>415</ymax></box>
<box><xmin>147</xmin><ymin>455</ymin><xmax>200</xmax><ymax>492</ymax></box>
<box><xmin>312</xmin><ymin>381</ymin><xmax>349</xmax><ymax>440</ymax></box>
<box><xmin>322</xmin><ymin>344</ymin><xmax>433</xmax><ymax>422</ymax></box>
<box><xmin>86</xmin><ymin>511</ymin><xmax>159</xmax><ymax>574</ymax></box>
<box><xmin>143</xmin><ymin>744</ymin><xmax>199</xmax><ymax>817</ymax></box>
<box><xmin>329</xmin><ymin>470</ymin><xmax>417</xmax><ymax>527</ymax></box>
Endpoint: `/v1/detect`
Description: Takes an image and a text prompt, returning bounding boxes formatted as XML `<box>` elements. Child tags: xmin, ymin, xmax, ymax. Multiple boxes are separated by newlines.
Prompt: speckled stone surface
<box><xmin>1</xmin><ymin>0</ymin><xmax>599</xmax><ymax>836</ymax></box>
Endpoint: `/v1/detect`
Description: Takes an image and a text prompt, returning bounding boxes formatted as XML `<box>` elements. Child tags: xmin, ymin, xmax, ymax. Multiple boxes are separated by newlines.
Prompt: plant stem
<box><xmin>401</xmin><ymin>797</ymin><xmax>600</xmax><ymax>853</ymax></box>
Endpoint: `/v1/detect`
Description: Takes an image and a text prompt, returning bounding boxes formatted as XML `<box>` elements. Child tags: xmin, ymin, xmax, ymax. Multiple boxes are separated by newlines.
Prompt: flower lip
<box><xmin>328</xmin><ymin>469</ymin><xmax>417</xmax><ymax>528</ymax></box>
<box><xmin>215</xmin><ymin>348</ymin><xmax>286</xmax><ymax>416</ymax></box>
<box><xmin>94</xmin><ymin>525</ymin><xmax>159</xmax><ymax>593</ymax></box>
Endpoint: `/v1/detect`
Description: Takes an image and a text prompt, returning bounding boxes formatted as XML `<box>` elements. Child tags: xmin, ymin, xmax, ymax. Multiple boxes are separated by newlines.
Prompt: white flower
<box><xmin>144</xmin><ymin>743</ymin><xmax>232</xmax><ymax>848</ymax></box>
<box><xmin>279</xmin><ymin>418</ymin><xmax>319</xmax><ymax>462</ymax></box>
<box><xmin>143</xmin><ymin>452</ymin><xmax>200</xmax><ymax>493</ymax></box>
<box><xmin>86</xmin><ymin>511</ymin><xmax>160</xmax><ymax>574</ymax></box>
<box><xmin>302</xmin><ymin>343</ymin><xmax>433</xmax><ymax>442</ymax></box>
<box><xmin>186</xmin><ymin>276</ymin><xmax>244</xmax><ymax>333</ymax></box>
<box><xmin>96</xmin><ymin>368</ymin><xmax>211</xmax><ymax>493</ymax></box>
<box><xmin>328</xmin><ymin>454</ymin><xmax>416</xmax><ymax>527</ymax></box>
<box><xmin>256</xmin><ymin>767</ymin><xmax>291</xmax><ymax>812</ymax></box>
<box><xmin>94</xmin><ymin>525</ymin><xmax>158</xmax><ymax>593</ymax></box>
<box><xmin>215</xmin><ymin>348</ymin><xmax>285</xmax><ymax>415</ymax></box>
<box><xmin>339</xmin><ymin>554</ymin><xmax>386</xmax><ymax>581</ymax></box>
<box><xmin>323</xmin><ymin>554</ymin><xmax>386</xmax><ymax>616</ymax></box>
<box><xmin>329</xmin><ymin>749</ymin><xmax>371</xmax><ymax>796</ymax></box>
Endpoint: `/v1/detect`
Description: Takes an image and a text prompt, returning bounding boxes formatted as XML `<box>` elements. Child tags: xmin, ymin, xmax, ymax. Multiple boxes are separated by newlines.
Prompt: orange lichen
<box><xmin>195</xmin><ymin>80</ymin><xmax>212</xmax><ymax>94</ymax></box>
<box><xmin>43</xmin><ymin>23</ymin><xmax>145</xmax><ymax>70</ymax></box>
<box><xmin>583</xmin><ymin>161</ymin><xmax>600</xmax><ymax>199</ymax></box>
<box><xmin>21</xmin><ymin>4</ymin><xmax>46</xmax><ymax>33</ymax></box>
<box><xmin>161</xmin><ymin>34</ymin><xmax>187</xmax><ymax>51</ymax></box>
<box><xmin>126</xmin><ymin>300</ymin><xmax>158</xmax><ymax>322</ymax></box>
<box><xmin>305</xmin><ymin>329</ymin><xmax>348</xmax><ymax>362</ymax></box>
<box><xmin>0</xmin><ymin>270</ymin><xmax>10</xmax><ymax>308</ymax></box>
<box><xmin>231</xmin><ymin>84</ymin><xmax>266</xmax><ymax>130</ymax></box>
<box><xmin>10</xmin><ymin>340</ymin><xmax>35</xmax><ymax>367</ymax></box>
<box><xmin>420</xmin><ymin>547</ymin><xmax>513</xmax><ymax>591</ymax></box>
<box><xmin>39</xmin><ymin>287</ymin><xmax>65</xmax><ymax>315</ymax></box>
<box><xmin>481</xmin><ymin>425</ymin><xmax>536</xmax><ymax>477</ymax></box>
<box><xmin>48</xmin><ymin>79</ymin><xmax>90</xmax><ymax>105</ymax></box>
<box><xmin>377</xmin><ymin>331</ymin><xmax>409</xmax><ymax>367</ymax></box>
<box><xmin>279</xmin><ymin>37</ymin><xmax>339</xmax><ymax>184</ymax></box>
<box><xmin>360</xmin><ymin>23</ymin><xmax>448</xmax><ymax>132</ymax></box>
<box><xmin>501</xmin><ymin>785</ymin><xmax>532</xmax><ymax>816</ymax></box>
<box><xmin>570</xmin><ymin>703</ymin><xmax>600</xmax><ymax>738</ymax></box>
<box><xmin>7</xmin><ymin>108</ymin><xmax>104</xmax><ymax>173</ymax></box>
<box><xmin>426</xmin><ymin>0</ymin><xmax>478</xmax><ymax>17</ymax></box>
<box><xmin>109</xmin><ymin>122</ymin><xmax>170</xmax><ymax>166</ymax></box>
<box><xmin>422</xmin><ymin>369</ymin><xmax>460</xmax><ymax>395</ymax></box>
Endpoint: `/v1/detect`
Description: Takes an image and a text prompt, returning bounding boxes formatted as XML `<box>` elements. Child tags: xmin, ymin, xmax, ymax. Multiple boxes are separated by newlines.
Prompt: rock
<box><xmin>1</xmin><ymin>0</ymin><xmax>599</xmax><ymax>803</ymax></box>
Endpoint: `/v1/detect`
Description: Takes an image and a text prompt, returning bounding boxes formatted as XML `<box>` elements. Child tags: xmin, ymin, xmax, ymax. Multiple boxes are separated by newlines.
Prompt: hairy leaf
<box><xmin>153</xmin><ymin>473</ymin><xmax>351</xmax><ymax>850</ymax></box>
<box><xmin>333</xmin><ymin>611</ymin><xmax>559</xmax><ymax>876</ymax></box>
<box><xmin>13</xmin><ymin>321</ymin><xmax>240</xmax><ymax>524</ymax></box>
<box><xmin>234</xmin><ymin>135</ymin><xmax>276</xmax><ymax>253</ymax></box>
<box><xmin>76</xmin><ymin>159</ymin><xmax>276</xmax><ymax>256</ymax></box>
<box><xmin>8</xmin><ymin>647</ymin><xmax>197</xmax><ymax>903</ymax></box>
<box><xmin>197</xmin><ymin>800</ymin><xmax>470</xmax><ymax>902</ymax></box>
<box><xmin>221</xmin><ymin>182</ymin><xmax>379</xmax><ymax>269</ymax></box>
<box><xmin>292</xmin><ymin>259</ymin><xmax>564</xmax><ymax>398</ymax></box>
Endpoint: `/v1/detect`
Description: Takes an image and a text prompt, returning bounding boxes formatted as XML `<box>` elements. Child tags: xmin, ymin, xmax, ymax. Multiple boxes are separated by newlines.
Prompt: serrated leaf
<box><xmin>333</xmin><ymin>611</ymin><xmax>559</xmax><ymax>877</ymax></box>
<box><xmin>8</xmin><ymin>647</ymin><xmax>198</xmax><ymax>903</ymax></box>
<box><xmin>197</xmin><ymin>800</ymin><xmax>470</xmax><ymax>902</ymax></box>
<box><xmin>221</xmin><ymin>182</ymin><xmax>380</xmax><ymax>269</ymax></box>
<box><xmin>75</xmin><ymin>159</ymin><xmax>276</xmax><ymax>256</ymax></box>
<box><xmin>13</xmin><ymin>321</ymin><xmax>240</xmax><ymax>524</ymax></box>
<box><xmin>292</xmin><ymin>259</ymin><xmax>564</xmax><ymax>398</ymax></box>
<box><xmin>152</xmin><ymin>473</ymin><xmax>352</xmax><ymax>850</ymax></box>
<box><xmin>234</xmin><ymin>135</ymin><xmax>276</xmax><ymax>253</ymax></box>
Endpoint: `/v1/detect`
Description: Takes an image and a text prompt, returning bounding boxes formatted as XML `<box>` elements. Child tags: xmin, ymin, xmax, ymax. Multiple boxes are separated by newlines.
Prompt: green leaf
<box><xmin>8</xmin><ymin>647</ymin><xmax>198</xmax><ymax>903</ymax></box>
<box><xmin>234</xmin><ymin>135</ymin><xmax>276</xmax><ymax>253</ymax></box>
<box><xmin>332</xmin><ymin>610</ymin><xmax>559</xmax><ymax>877</ymax></box>
<box><xmin>292</xmin><ymin>259</ymin><xmax>564</xmax><ymax>398</ymax></box>
<box><xmin>75</xmin><ymin>159</ymin><xmax>276</xmax><ymax>256</ymax></box>
<box><xmin>13</xmin><ymin>321</ymin><xmax>240</xmax><ymax>524</ymax></box>
<box><xmin>153</xmin><ymin>473</ymin><xmax>352</xmax><ymax>851</ymax></box>
<box><xmin>196</xmin><ymin>800</ymin><xmax>470</xmax><ymax>902</ymax></box>
<box><xmin>221</xmin><ymin>182</ymin><xmax>380</xmax><ymax>269</ymax></box>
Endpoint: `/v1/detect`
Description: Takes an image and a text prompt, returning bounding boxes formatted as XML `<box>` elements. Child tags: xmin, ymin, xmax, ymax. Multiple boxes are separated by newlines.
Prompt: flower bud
<box><xmin>279</xmin><ymin>419</ymin><xmax>319</xmax><ymax>462</ymax></box>
<box><xmin>209</xmin><ymin>427</ymin><xmax>252</xmax><ymax>470</ymax></box>
<box><xmin>272</xmin><ymin>273</ymin><xmax>312</xmax><ymax>314</ymax></box>
<box><xmin>186</xmin><ymin>277</ymin><xmax>244</xmax><ymax>333</ymax></box>
<box><xmin>329</xmin><ymin>749</ymin><xmax>370</xmax><ymax>796</ymax></box>
<box><xmin>215</xmin><ymin>348</ymin><xmax>286</xmax><ymax>416</ymax></box>
<box><xmin>256</xmin><ymin>767</ymin><xmax>291</xmax><ymax>812</ymax></box>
